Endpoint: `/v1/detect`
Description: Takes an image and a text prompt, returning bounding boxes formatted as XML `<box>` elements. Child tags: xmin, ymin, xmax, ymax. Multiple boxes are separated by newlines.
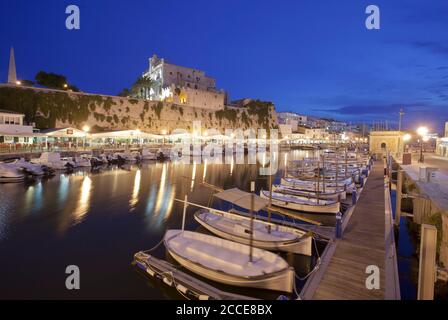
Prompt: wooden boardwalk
<box><xmin>311</xmin><ymin>161</ymin><xmax>386</xmax><ymax>300</ymax></box>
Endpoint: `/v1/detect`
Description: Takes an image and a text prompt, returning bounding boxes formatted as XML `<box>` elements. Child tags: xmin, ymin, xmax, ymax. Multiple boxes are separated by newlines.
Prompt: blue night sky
<box><xmin>1</xmin><ymin>0</ymin><xmax>447</xmax><ymax>133</ymax></box>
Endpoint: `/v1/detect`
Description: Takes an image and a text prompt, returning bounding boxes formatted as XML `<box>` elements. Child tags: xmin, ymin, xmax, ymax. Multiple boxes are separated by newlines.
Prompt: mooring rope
<box><xmin>295</xmin><ymin>238</ymin><xmax>322</xmax><ymax>281</ymax></box>
<box><xmin>142</xmin><ymin>237</ymin><xmax>165</xmax><ymax>253</ymax></box>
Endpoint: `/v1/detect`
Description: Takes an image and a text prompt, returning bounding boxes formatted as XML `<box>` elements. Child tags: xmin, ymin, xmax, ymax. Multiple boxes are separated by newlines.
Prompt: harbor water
<box><xmin>0</xmin><ymin>150</ymin><xmax>332</xmax><ymax>299</ymax></box>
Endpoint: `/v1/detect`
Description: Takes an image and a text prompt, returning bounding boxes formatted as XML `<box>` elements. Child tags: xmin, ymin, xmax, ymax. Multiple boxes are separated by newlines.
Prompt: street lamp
<box><xmin>401</xmin><ymin>133</ymin><xmax>411</xmax><ymax>156</ymax></box>
<box><xmin>417</xmin><ymin>126</ymin><xmax>428</xmax><ymax>163</ymax></box>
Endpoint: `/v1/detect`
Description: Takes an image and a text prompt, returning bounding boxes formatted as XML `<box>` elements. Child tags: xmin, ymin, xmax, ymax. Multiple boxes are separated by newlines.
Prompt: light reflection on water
<box><xmin>73</xmin><ymin>175</ymin><xmax>92</xmax><ymax>225</ymax></box>
<box><xmin>129</xmin><ymin>169</ymin><xmax>141</xmax><ymax>211</ymax></box>
<box><xmin>0</xmin><ymin>150</ymin><xmax>325</xmax><ymax>299</ymax></box>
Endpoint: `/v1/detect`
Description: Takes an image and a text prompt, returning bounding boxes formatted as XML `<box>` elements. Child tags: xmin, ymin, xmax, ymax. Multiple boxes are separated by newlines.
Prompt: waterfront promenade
<box><xmin>395</xmin><ymin>153</ymin><xmax>448</xmax><ymax>269</ymax></box>
<box><xmin>301</xmin><ymin>161</ymin><xmax>399</xmax><ymax>299</ymax></box>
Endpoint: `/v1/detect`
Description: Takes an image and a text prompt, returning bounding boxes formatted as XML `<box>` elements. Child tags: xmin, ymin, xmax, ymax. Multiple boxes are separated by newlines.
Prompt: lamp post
<box><xmin>403</xmin><ymin>133</ymin><xmax>411</xmax><ymax>155</ymax></box>
<box><xmin>417</xmin><ymin>126</ymin><xmax>428</xmax><ymax>163</ymax></box>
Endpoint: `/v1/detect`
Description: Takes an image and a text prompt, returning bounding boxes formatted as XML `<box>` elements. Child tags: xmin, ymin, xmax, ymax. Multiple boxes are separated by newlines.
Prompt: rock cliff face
<box><xmin>0</xmin><ymin>85</ymin><xmax>278</xmax><ymax>133</ymax></box>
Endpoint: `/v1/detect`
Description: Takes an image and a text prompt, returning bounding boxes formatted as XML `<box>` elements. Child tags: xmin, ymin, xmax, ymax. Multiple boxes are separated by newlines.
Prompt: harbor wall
<box><xmin>0</xmin><ymin>85</ymin><xmax>278</xmax><ymax>134</ymax></box>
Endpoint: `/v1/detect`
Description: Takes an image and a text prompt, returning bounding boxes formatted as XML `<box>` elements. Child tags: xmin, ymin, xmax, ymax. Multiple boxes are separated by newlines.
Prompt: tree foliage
<box><xmin>131</xmin><ymin>76</ymin><xmax>153</xmax><ymax>96</ymax></box>
<box><xmin>35</xmin><ymin>71</ymin><xmax>79</xmax><ymax>92</ymax></box>
<box><xmin>118</xmin><ymin>88</ymin><xmax>131</xmax><ymax>97</ymax></box>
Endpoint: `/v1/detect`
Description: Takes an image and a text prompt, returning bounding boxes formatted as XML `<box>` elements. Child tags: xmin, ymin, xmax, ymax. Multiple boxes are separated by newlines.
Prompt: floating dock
<box><xmin>133</xmin><ymin>251</ymin><xmax>258</xmax><ymax>300</ymax></box>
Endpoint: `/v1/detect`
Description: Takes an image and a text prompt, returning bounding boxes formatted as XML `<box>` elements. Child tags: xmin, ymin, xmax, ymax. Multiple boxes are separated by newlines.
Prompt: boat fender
<box><xmin>163</xmin><ymin>276</ymin><xmax>173</xmax><ymax>287</ymax></box>
<box><xmin>198</xmin><ymin>295</ymin><xmax>210</xmax><ymax>300</ymax></box>
<box><xmin>146</xmin><ymin>267</ymin><xmax>155</xmax><ymax>277</ymax></box>
<box><xmin>176</xmin><ymin>284</ymin><xmax>188</xmax><ymax>294</ymax></box>
<box><xmin>135</xmin><ymin>261</ymin><xmax>147</xmax><ymax>271</ymax></box>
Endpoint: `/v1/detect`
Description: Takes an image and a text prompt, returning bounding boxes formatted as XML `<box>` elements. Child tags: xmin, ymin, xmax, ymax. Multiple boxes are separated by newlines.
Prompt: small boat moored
<box><xmin>260</xmin><ymin>189</ymin><xmax>340</xmax><ymax>214</ymax></box>
<box><xmin>0</xmin><ymin>162</ymin><xmax>25</xmax><ymax>183</ymax></box>
<box><xmin>164</xmin><ymin>229</ymin><xmax>295</xmax><ymax>293</ymax></box>
<box><xmin>194</xmin><ymin>209</ymin><xmax>312</xmax><ymax>255</ymax></box>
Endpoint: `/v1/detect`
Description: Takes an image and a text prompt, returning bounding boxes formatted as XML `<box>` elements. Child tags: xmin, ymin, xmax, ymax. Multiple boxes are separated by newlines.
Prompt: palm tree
<box><xmin>131</xmin><ymin>76</ymin><xmax>153</xmax><ymax>99</ymax></box>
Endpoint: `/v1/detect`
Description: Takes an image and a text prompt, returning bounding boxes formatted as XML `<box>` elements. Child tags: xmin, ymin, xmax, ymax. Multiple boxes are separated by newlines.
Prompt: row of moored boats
<box><xmin>0</xmin><ymin>148</ymin><xmax>163</xmax><ymax>183</ymax></box>
<box><xmin>135</xmin><ymin>150</ymin><xmax>374</xmax><ymax>296</ymax></box>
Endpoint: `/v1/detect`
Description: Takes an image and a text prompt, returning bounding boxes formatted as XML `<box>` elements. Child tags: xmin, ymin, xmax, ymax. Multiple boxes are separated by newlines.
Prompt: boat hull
<box><xmin>0</xmin><ymin>175</ymin><xmax>25</xmax><ymax>183</ymax></box>
<box><xmin>260</xmin><ymin>190</ymin><xmax>340</xmax><ymax>214</ymax></box>
<box><xmin>167</xmin><ymin>246</ymin><xmax>295</xmax><ymax>293</ymax></box>
<box><xmin>273</xmin><ymin>185</ymin><xmax>346</xmax><ymax>201</ymax></box>
<box><xmin>164</xmin><ymin>230</ymin><xmax>295</xmax><ymax>293</ymax></box>
<box><xmin>194</xmin><ymin>211</ymin><xmax>312</xmax><ymax>255</ymax></box>
<box><xmin>281</xmin><ymin>177</ymin><xmax>355</xmax><ymax>194</ymax></box>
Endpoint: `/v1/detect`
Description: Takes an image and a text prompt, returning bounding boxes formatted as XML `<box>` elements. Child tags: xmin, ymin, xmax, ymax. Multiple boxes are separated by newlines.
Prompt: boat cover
<box><xmin>213</xmin><ymin>188</ymin><xmax>269</xmax><ymax>211</ymax></box>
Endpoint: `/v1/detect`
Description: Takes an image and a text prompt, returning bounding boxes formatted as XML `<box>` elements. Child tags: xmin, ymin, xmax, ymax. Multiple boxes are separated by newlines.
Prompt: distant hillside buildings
<box><xmin>277</xmin><ymin>111</ymin><xmax>360</xmax><ymax>133</ymax></box>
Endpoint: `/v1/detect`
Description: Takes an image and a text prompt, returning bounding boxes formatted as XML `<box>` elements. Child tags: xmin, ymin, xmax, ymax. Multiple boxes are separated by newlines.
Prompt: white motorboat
<box><xmin>157</xmin><ymin>148</ymin><xmax>172</xmax><ymax>159</ymax></box>
<box><xmin>273</xmin><ymin>184</ymin><xmax>346</xmax><ymax>201</ymax></box>
<box><xmin>98</xmin><ymin>154</ymin><xmax>109</xmax><ymax>164</ymax></box>
<box><xmin>32</xmin><ymin>152</ymin><xmax>74</xmax><ymax>170</ymax></box>
<box><xmin>260</xmin><ymin>189</ymin><xmax>340</xmax><ymax>214</ymax></box>
<box><xmin>141</xmin><ymin>148</ymin><xmax>157</xmax><ymax>160</ymax></box>
<box><xmin>74</xmin><ymin>156</ymin><xmax>92</xmax><ymax>168</ymax></box>
<box><xmin>60</xmin><ymin>157</ymin><xmax>78</xmax><ymax>168</ymax></box>
<box><xmin>114</xmin><ymin>151</ymin><xmax>137</xmax><ymax>163</ymax></box>
<box><xmin>10</xmin><ymin>158</ymin><xmax>45</xmax><ymax>176</ymax></box>
<box><xmin>107</xmin><ymin>153</ymin><xmax>120</xmax><ymax>163</ymax></box>
<box><xmin>164</xmin><ymin>230</ymin><xmax>295</xmax><ymax>293</ymax></box>
<box><xmin>0</xmin><ymin>163</ymin><xmax>25</xmax><ymax>182</ymax></box>
<box><xmin>194</xmin><ymin>209</ymin><xmax>312</xmax><ymax>255</ymax></box>
<box><xmin>131</xmin><ymin>151</ymin><xmax>142</xmax><ymax>162</ymax></box>
<box><xmin>83</xmin><ymin>154</ymin><xmax>105</xmax><ymax>167</ymax></box>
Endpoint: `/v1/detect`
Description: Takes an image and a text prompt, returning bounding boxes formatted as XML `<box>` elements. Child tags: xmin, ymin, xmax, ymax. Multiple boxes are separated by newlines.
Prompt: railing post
<box><xmin>395</xmin><ymin>170</ymin><xmax>402</xmax><ymax>226</ymax></box>
<box><xmin>417</xmin><ymin>224</ymin><xmax>437</xmax><ymax>300</ymax></box>
<box><xmin>335</xmin><ymin>211</ymin><xmax>342</xmax><ymax>238</ymax></box>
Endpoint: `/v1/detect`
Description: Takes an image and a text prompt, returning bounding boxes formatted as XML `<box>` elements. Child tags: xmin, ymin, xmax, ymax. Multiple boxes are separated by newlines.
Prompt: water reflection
<box><xmin>129</xmin><ymin>169</ymin><xmax>141</xmax><ymax>211</ymax></box>
<box><xmin>73</xmin><ymin>175</ymin><xmax>92</xmax><ymax>224</ymax></box>
<box><xmin>24</xmin><ymin>182</ymin><xmax>43</xmax><ymax>215</ymax></box>
<box><xmin>202</xmin><ymin>159</ymin><xmax>207</xmax><ymax>182</ymax></box>
<box><xmin>58</xmin><ymin>174</ymin><xmax>69</xmax><ymax>209</ymax></box>
<box><xmin>146</xmin><ymin>163</ymin><xmax>176</xmax><ymax>229</ymax></box>
<box><xmin>191</xmin><ymin>161</ymin><xmax>197</xmax><ymax>191</ymax></box>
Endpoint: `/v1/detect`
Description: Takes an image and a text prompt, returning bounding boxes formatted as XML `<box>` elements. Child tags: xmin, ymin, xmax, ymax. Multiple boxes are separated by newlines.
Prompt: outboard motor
<box><xmin>42</xmin><ymin>165</ymin><xmax>55</xmax><ymax>176</ymax></box>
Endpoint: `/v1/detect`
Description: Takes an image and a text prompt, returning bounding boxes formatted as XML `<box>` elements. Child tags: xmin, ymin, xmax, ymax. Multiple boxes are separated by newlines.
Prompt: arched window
<box><xmin>381</xmin><ymin>142</ymin><xmax>387</xmax><ymax>149</ymax></box>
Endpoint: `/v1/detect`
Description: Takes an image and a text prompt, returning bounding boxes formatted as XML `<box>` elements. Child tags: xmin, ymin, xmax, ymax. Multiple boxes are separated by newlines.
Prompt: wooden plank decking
<box><xmin>312</xmin><ymin>161</ymin><xmax>386</xmax><ymax>300</ymax></box>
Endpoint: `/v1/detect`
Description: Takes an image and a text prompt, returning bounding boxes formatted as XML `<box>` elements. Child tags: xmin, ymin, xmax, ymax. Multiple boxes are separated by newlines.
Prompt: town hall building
<box><xmin>139</xmin><ymin>54</ymin><xmax>227</xmax><ymax>110</ymax></box>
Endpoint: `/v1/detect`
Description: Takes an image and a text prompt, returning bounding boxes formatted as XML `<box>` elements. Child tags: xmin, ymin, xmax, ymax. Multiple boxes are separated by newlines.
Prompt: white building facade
<box><xmin>0</xmin><ymin>109</ymin><xmax>36</xmax><ymax>144</ymax></box>
<box><xmin>142</xmin><ymin>54</ymin><xmax>226</xmax><ymax>110</ymax></box>
<box><xmin>277</xmin><ymin>112</ymin><xmax>307</xmax><ymax>131</ymax></box>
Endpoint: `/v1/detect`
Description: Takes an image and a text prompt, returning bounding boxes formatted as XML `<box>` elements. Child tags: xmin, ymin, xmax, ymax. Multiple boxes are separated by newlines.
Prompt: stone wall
<box><xmin>0</xmin><ymin>84</ymin><xmax>278</xmax><ymax>134</ymax></box>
